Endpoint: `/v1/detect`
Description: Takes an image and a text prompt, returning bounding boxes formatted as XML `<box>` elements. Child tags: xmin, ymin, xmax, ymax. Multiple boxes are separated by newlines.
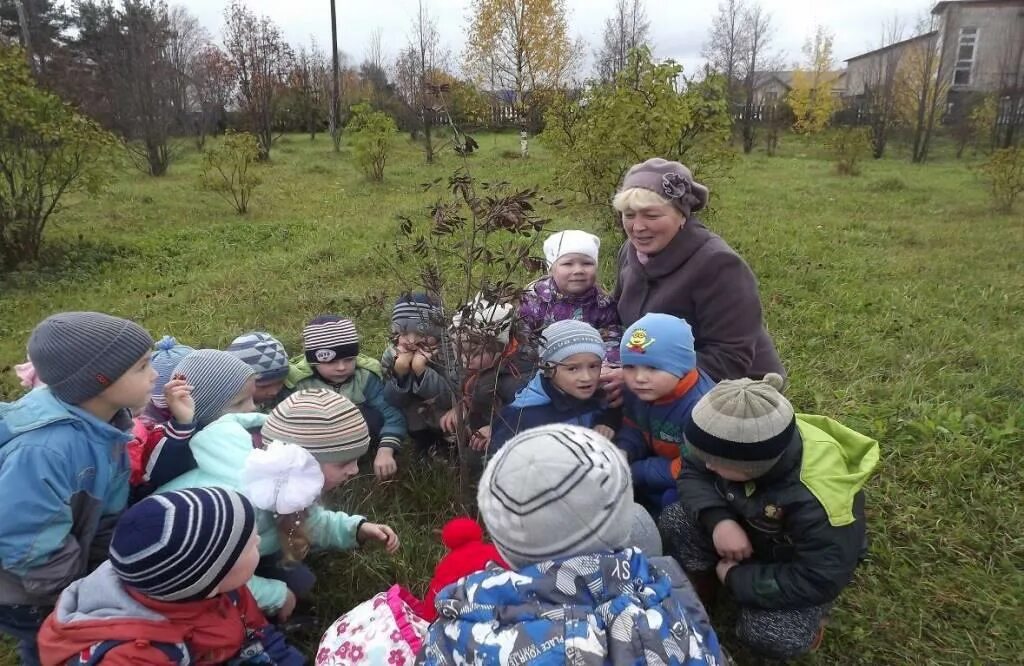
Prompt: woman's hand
<box><xmin>600</xmin><ymin>365</ymin><xmax>624</xmax><ymax>408</ymax></box>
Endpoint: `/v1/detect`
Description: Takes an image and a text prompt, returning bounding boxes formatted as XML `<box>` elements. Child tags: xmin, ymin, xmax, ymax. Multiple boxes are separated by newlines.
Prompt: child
<box><xmin>442</xmin><ymin>295</ymin><xmax>534</xmax><ymax>457</ymax></box>
<box><xmin>419</xmin><ymin>424</ymin><xmax>722</xmax><ymax>665</ymax></box>
<box><xmin>128</xmin><ymin>349</ymin><xmax>256</xmax><ymax>500</ymax></box>
<box><xmin>287</xmin><ymin>315</ymin><xmax>406</xmax><ymax>480</ymax></box>
<box><xmin>518</xmin><ymin>230</ymin><xmax>622</xmax><ymax>362</ymax></box>
<box><xmin>227</xmin><ymin>331</ymin><xmax>290</xmax><ymax>409</ymax></box>
<box><xmin>137</xmin><ymin>335</ymin><xmax>194</xmax><ymax>427</ymax></box>
<box><xmin>380</xmin><ymin>293</ymin><xmax>457</xmax><ymax>457</ymax></box>
<box><xmin>0</xmin><ymin>312</ymin><xmax>154</xmax><ymax>666</ymax></box>
<box><xmin>159</xmin><ymin>389</ymin><xmax>400</xmax><ymax>620</ymax></box>
<box><xmin>489</xmin><ymin>319</ymin><xmax>619</xmax><ymax>451</ymax></box>
<box><xmin>37</xmin><ymin>487</ymin><xmax>304</xmax><ymax>665</ymax></box>
<box><xmin>616</xmin><ymin>313</ymin><xmax>716</xmax><ymax>515</ymax></box>
<box><xmin>659</xmin><ymin>374</ymin><xmax>879</xmax><ymax>660</ymax></box>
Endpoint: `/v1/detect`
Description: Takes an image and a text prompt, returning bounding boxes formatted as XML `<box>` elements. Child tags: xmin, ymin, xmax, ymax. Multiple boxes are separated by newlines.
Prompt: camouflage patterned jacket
<box><xmin>417</xmin><ymin>549</ymin><xmax>722</xmax><ymax>666</ymax></box>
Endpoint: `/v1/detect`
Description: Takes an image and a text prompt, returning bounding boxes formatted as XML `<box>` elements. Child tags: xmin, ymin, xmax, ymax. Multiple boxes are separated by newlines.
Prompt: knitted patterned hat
<box><xmin>620</xmin><ymin>313</ymin><xmax>697</xmax><ymax>378</ymax></box>
<box><xmin>172</xmin><ymin>350</ymin><xmax>254</xmax><ymax>427</ymax></box>
<box><xmin>684</xmin><ymin>373</ymin><xmax>796</xmax><ymax>477</ymax></box>
<box><xmin>243</xmin><ymin>442</ymin><xmax>325</xmax><ymax>514</ymax></box>
<box><xmin>261</xmin><ymin>389</ymin><xmax>370</xmax><ymax>464</ymax></box>
<box><xmin>303</xmin><ymin>315</ymin><xmax>359</xmax><ymax>364</ymax></box>
<box><xmin>28</xmin><ymin>312</ymin><xmax>153</xmax><ymax>405</ymax></box>
<box><xmin>109</xmin><ymin>487</ymin><xmax>256</xmax><ymax>601</ymax></box>
<box><xmin>226</xmin><ymin>332</ymin><xmax>289</xmax><ymax>383</ymax></box>
<box><xmin>478</xmin><ymin>424</ymin><xmax>634</xmax><ymax>568</ymax></box>
<box><xmin>543</xmin><ymin>230</ymin><xmax>600</xmax><ymax>268</ymax></box>
<box><xmin>150</xmin><ymin>336</ymin><xmax>195</xmax><ymax>408</ymax></box>
<box><xmin>541</xmin><ymin>320</ymin><xmax>604</xmax><ymax>365</ymax></box>
<box><xmin>621</xmin><ymin>158</ymin><xmax>709</xmax><ymax>217</ymax></box>
<box><xmin>391</xmin><ymin>293</ymin><xmax>444</xmax><ymax>337</ymax></box>
<box><xmin>451</xmin><ymin>295</ymin><xmax>515</xmax><ymax>346</ymax></box>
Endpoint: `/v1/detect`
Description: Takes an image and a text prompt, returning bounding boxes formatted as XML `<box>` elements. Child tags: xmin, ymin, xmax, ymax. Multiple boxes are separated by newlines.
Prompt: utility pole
<box><xmin>329</xmin><ymin>0</ymin><xmax>341</xmax><ymax>152</ymax></box>
<box><xmin>14</xmin><ymin>0</ymin><xmax>37</xmax><ymax>75</ymax></box>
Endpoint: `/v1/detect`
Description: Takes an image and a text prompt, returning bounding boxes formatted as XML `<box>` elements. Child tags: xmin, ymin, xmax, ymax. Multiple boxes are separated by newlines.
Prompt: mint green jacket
<box><xmin>156</xmin><ymin>413</ymin><xmax>364</xmax><ymax>613</ymax></box>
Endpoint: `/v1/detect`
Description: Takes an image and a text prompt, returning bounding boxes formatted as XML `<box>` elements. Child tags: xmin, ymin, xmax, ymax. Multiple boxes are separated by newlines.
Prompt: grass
<box><xmin>1</xmin><ymin>129</ymin><xmax>1022</xmax><ymax>664</ymax></box>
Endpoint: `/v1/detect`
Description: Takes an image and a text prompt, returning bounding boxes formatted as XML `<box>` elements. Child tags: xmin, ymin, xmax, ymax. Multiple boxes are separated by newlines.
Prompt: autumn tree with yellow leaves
<box><xmin>788</xmin><ymin>25</ymin><xmax>838</xmax><ymax>134</ymax></box>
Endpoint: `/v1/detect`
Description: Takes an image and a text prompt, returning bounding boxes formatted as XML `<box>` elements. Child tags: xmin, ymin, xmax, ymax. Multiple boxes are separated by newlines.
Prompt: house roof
<box><xmin>933</xmin><ymin>0</ymin><xmax>1024</xmax><ymax>14</ymax></box>
<box><xmin>752</xmin><ymin>70</ymin><xmax>847</xmax><ymax>91</ymax></box>
<box><xmin>844</xmin><ymin>32</ymin><xmax>939</xmax><ymax>63</ymax></box>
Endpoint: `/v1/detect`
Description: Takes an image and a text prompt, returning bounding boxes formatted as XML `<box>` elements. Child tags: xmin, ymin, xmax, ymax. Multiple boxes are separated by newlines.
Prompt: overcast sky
<box><xmin>171</xmin><ymin>0</ymin><xmax>934</xmax><ymax>76</ymax></box>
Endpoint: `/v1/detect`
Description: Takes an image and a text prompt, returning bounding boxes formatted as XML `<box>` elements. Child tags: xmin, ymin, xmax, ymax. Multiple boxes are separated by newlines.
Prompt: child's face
<box><xmin>214</xmin><ymin>531</ymin><xmax>261</xmax><ymax>595</ymax></box>
<box><xmin>623</xmin><ymin>364</ymin><xmax>680</xmax><ymax>402</ymax></box>
<box><xmin>704</xmin><ymin>461</ymin><xmax>755</xmax><ymax>483</ymax></box>
<box><xmin>321</xmin><ymin>459</ymin><xmax>360</xmax><ymax>491</ymax></box>
<box><xmin>252</xmin><ymin>378</ymin><xmax>285</xmax><ymax>405</ymax></box>
<box><xmin>222</xmin><ymin>377</ymin><xmax>257</xmax><ymax>415</ymax></box>
<box><xmin>102</xmin><ymin>352</ymin><xmax>158</xmax><ymax>414</ymax></box>
<box><xmin>550</xmin><ymin>352</ymin><xmax>603</xmax><ymax>400</ymax></box>
<box><xmin>397</xmin><ymin>332</ymin><xmax>439</xmax><ymax>355</ymax></box>
<box><xmin>550</xmin><ymin>254</ymin><xmax>597</xmax><ymax>296</ymax></box>
<box><xmin>316</xmin><ymin>357</ymin><xmax>357</xmax><ymax>384</ymax></box>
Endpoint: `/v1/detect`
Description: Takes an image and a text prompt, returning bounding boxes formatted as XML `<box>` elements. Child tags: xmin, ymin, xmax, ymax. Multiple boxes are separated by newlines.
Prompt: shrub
<box><xmin>199</xmin><ymin>131</ymin><xmax>262</xmax><ymax>214</ymax></box>
<box><xmin>873</xmin><ymin>176</ymin><xmax>908</xmax><ymax>193</ymax></box>
<box><xmin>541</xmin><ymin>48</ymin><xmax>733</xmax><ymax>211</ymax></box>
<box><xmin>0</xmin><ymin>46</ymin><xmax>117</xmax><ymax>271</ymax></box>
<box><xmin>978</xmin><ymin>148</ymin><xmax>1024</xmax><ymax>213</ymax></box>
<box><xmin>825</xmin><ymin>127</ymin><xmax>871</xmax><ymax>176</ymax></box>
<box><xmin>347</xmin><ymin>103</ymin><xmax>398</xmax><ymax>181</ymax></box>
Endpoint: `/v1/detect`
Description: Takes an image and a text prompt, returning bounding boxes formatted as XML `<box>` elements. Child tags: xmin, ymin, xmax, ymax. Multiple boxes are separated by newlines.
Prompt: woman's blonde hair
<box><xmin>612</xmin><ymin>187</ymin><xmax>671</xmax><ymax>213</ymax></box>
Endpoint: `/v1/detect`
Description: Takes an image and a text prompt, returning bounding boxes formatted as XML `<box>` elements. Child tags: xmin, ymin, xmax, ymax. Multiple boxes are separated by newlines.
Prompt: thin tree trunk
<box><xmin>330</xmin><ymin>0</ymin><xmax>341</xmax><ymax>152</ymax></box>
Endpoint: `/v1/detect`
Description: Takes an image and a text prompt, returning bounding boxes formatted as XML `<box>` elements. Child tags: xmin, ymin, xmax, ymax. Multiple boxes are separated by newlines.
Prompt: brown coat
<box><xmin>613</xmin><ymin>219</ymin><xmax>784</xmax><ymax>381</ymax></box>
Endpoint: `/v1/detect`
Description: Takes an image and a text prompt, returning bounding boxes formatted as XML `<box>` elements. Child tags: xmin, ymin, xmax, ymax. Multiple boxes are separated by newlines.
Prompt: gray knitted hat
<box><xmin>28</xmin><ymin>312</ymin><xmax>153</xmax><ymax>405</ymax></box>
<box><xmin>172</xmin><ymin>350</ymin><xmax>254</xmax><ymax>427</ymax></box>
<box><xmin>684</xmin><ymin>372</ymin><xmax>796</xmax><ymax>478</ymax></box>
<box><xmin>478</xmin><ymin>424</ymin><xmax>634</xmax><ymax>568</ymax></box>
<box><xmin>226</xmin><ymin>332</ymin><xmax>289</xmax><ymax>383</ymax></box>
<box><xmin>621</xmin><ymin>158</ymin><xmax>709</xmax><ymax>217</ymax></box>
<box><xmin>540</xmin><ymin>320</ymin><xmax>604</xmax><ymax>365</ymax></box>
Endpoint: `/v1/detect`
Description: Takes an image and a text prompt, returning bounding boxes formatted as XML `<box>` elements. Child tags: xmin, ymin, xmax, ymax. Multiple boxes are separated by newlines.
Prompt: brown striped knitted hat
<box><xmin>261</xmin><ymin>389</ymin><xmax>370</xmax><ymax>464</ymax></box>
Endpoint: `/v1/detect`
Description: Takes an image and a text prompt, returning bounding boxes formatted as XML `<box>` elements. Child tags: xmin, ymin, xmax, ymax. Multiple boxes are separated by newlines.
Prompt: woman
<box><xmin>609</xmin><ymin>158</ymin><xmax>784</xmax><ymax>386</ymax></box>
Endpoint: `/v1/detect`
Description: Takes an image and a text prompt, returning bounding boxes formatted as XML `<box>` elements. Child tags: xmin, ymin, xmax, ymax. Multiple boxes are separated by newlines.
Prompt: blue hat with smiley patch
<box><xmin>620</xmin><ymin>313</ymin><xmax>697</xmax><ymax>378</ymax></box>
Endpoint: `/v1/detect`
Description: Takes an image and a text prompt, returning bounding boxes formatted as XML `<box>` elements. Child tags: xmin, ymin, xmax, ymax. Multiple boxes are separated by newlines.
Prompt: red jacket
<box><xmin>38</xmin><ymin>562</ymin><xmax>301</xmax><ymax>665</ymax></box>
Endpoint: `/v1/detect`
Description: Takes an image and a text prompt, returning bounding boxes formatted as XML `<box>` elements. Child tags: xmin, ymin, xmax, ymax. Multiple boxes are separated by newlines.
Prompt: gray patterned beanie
<box><xmin>28</xmin><ymin>312</ymin><xmax>153</xmax><ymax>405</ymax></box>
<box><xmin>172</xmin><ymin>350</ymin><xmax>254</xmax><ymax>426</ymax></box>
<box><xmin>477</xmin><ymin>424</ymin><xmax>634</xmax><ymax>568</ymax></box>
<box><xmin>541</xmin><ymin>320</ymin><xmax>604</xmax><ymax>365</ymax></box>
<box><xmin>226</xmin><ymin>332</ymin><xmax>289</xmax><ymax>383</ymax></box>
<box><xmin>621</xmin><ymin>158</ymin><xmax>710</xmax><ymax>217</ymax></box>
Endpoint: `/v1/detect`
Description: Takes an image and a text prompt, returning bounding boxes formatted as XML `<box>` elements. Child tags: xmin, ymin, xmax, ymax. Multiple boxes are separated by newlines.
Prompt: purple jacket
<box><xmin>517</xmin><ymin>276</ymin><xmax>623</xmax><ymax>363</ymax></box>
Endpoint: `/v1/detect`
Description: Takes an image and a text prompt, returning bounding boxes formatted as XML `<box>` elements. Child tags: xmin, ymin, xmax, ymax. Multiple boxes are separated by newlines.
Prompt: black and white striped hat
<box><xmin>109</xmin><ymin>487</ymin><xmax>256</xmax><ymax>601</ymax></box>
<box><xmin>477</xmin><ymin>424</ymin><xmax>634</xmax><ymax>568</ymax></box>
<box><xmin>303</xmin><ymin>315</ymin><xmax>359</xmax><ymax>364</ymax></box>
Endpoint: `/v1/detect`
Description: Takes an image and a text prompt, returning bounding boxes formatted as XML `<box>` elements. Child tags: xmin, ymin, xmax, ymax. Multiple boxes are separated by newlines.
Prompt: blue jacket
<box><xmin>419</xmin><ymin>548</ymin><xmax>722</xmax><ymax>666</ymax></box>
<box><xmin>0</xmin><ymin>388</ymin><xmax>132</xmax><ymax>605</ymax></box>
<box><xmin>616</xmin><ymin>371</ymin><xmax>716</xmax><ymax>510</ymax></box>
<box><xmin>489</xmin><ymin>373</ymin><xmax>619</xmax><ymax>452</ymax></box>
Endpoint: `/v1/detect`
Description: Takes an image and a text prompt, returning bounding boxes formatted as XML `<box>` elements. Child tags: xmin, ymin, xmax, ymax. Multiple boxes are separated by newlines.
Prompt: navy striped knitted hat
<box><xmin>172</xmin><ymin>350</ymin><xmax>254</xmax><ymax>426</ymax></box>
<box><xmin>110</xmin><ymin>487</ymin><xmax>256</xmax><ymax>601</ymax></box>
<box><xmin>391</xmin><ymin>293</ymin><xmax>443</xmax><ymax>337</ymax></box>
<box><xmin>303</xmin><ymin>315</ymin><xmax>359</xmax><ymax>364</ymax></box>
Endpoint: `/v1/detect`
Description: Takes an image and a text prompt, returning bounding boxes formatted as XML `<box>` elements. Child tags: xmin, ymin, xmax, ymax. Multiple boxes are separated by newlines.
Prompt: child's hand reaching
<box><xmin>440</xmin><ymin>406</ymin><xmax>461</xmax><ymax>434</ymax></box>
<box><xmin>469</xmin><ymin>425</ymin><xmax>491</xmax><ymax>451</ymax></box>
<box><xmin>277</xmin><ymin>589</ymin><xmax>298</xmax><ymax>623</ymax></box>
<box><xmin>164</xmin><ymin>375</ymin><xmax>195</xmax><ymax>424</ymax></box>
<box><xmin>358</xmin><ymin>522</ymin><xmax>400</xmax><ymax>554</ymax></box>
<box><xmin>712</xmin><ymin>519</ymin><xmax>753</xmax><ymax>561</ymax></box>
<box><xmin>374</xmin><ymin>448</ymin><xmax>398</xmax><ymax>481</ymax></box>
<box><xmin>593</xmin><ymin>425</ymin><xmax>615</xmax><ymax>440</ymax></box>
<box><xmin>716</xmin><ymin>559</ymin><xmax>738</xmax><ymax>583</ymax></box>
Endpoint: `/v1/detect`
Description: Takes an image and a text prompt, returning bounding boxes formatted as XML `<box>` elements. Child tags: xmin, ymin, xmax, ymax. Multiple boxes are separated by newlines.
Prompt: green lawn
<box><xmin>1</xmin><ymin>131</ymin><xmax>1022</xmax><ymax>664</ymax></box>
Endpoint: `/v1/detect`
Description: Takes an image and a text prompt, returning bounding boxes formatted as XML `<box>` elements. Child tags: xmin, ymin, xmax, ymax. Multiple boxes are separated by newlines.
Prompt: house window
<box><xmin>953</xmin><ymin>27</ymin><xmax>977</xmax><ymax>86</ymax></box>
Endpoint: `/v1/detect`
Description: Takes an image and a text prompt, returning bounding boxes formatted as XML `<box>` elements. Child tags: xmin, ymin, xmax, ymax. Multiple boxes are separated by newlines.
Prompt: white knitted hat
<box><xmin>543</xmin><ymin>230</ymin><xmax>600</xmax><ymax>268</ymax></box>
